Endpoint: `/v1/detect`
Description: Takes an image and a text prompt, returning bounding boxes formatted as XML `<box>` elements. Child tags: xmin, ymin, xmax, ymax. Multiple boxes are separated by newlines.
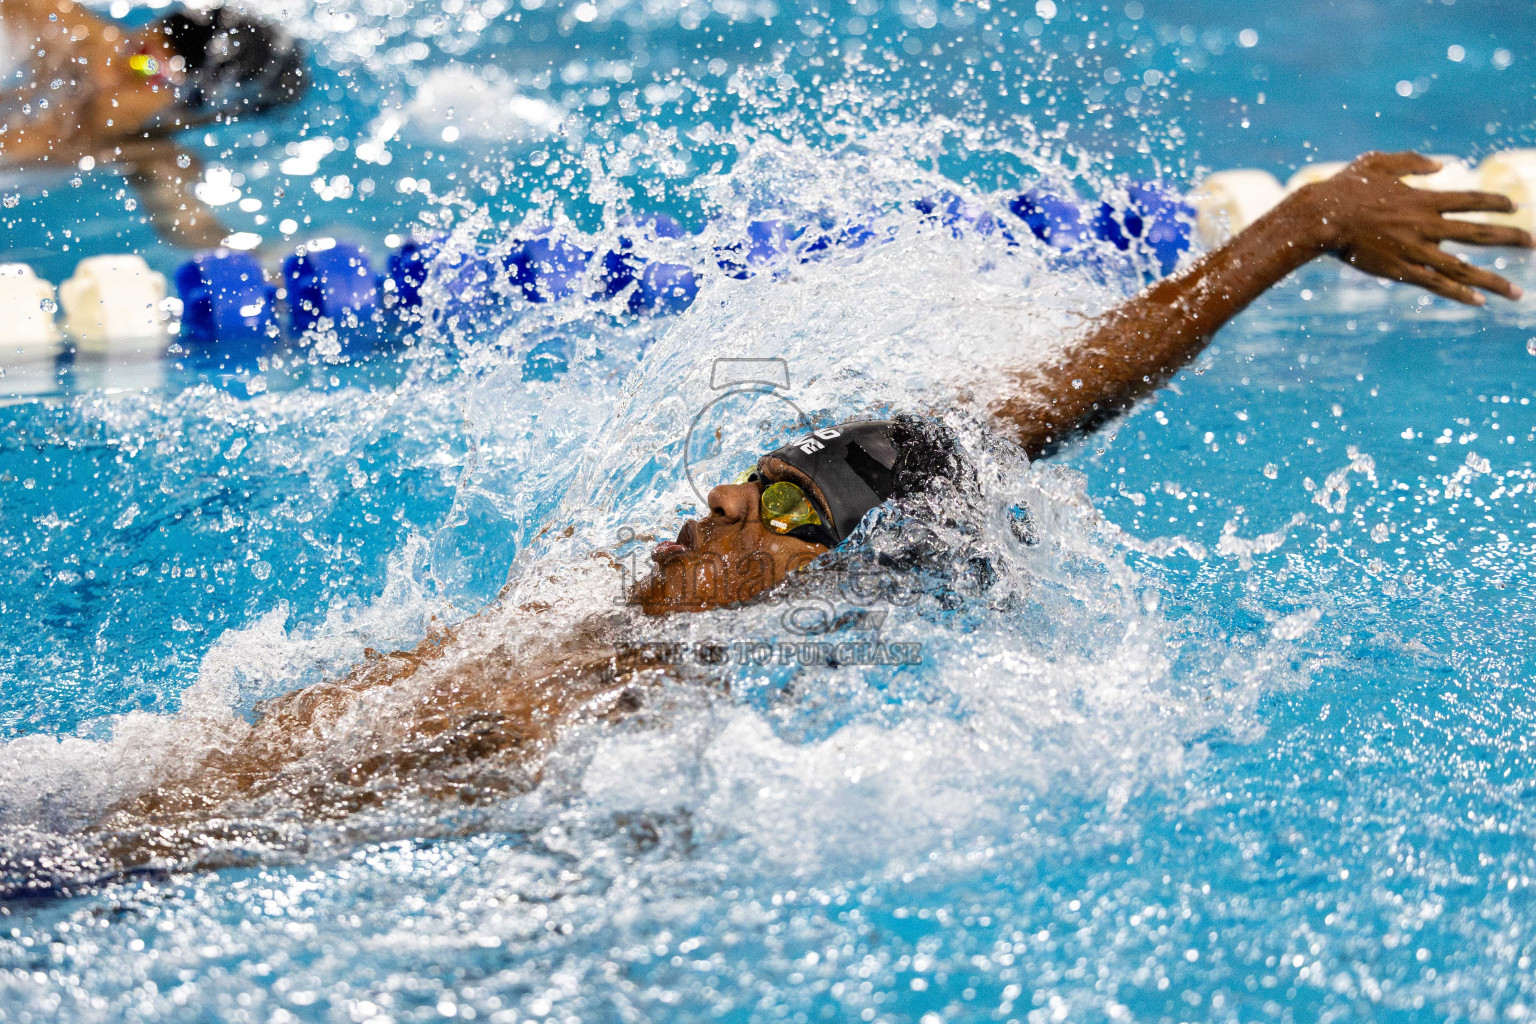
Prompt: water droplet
<box><xmin>1008</xmin><ymin>503</ymin><xmax>1039</xmax><ymax>545</ymax></box>
<box><xmin>1</xmin><ymin>194</ymin><xmax>16</xmax><ymax>208</ymax></box>
<box><xmin>176</xmin><ymin>153</ymin><xmax>191</xmax><ymax>168</ymax></box>
<box><xmin>1526</xmin><ymin>337</ymin><xmax>1536</xmax><ymax>356</ymax></box>
<box><xmin>1263</xmin><ymin>463</ymin><xmax>1278</xmax><ymax>479</ymax></box>
<box><xmin>251</xmin><ymin>561</ymin><xmax>272</xmax><ymax>580</ymax></box>
<box><xmin>1071</xmin><ymin>378</ymin><xmax>1083</xmax><ymax>389</ymax></box>
<box><xmin>39</xmin><ymin>297</ymin><xmax>56</xmax><ymax>314</ymax></box>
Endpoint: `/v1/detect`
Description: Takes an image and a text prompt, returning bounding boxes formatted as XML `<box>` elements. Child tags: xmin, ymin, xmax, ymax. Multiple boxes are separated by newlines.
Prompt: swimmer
<box><xmin>0</xmin><ymin>0</ymin><xmax>306</xmax><ymax>245</ymax></box>
<box><xmin>15</xmin><ymin>151</ymin><xmax>1533</xmax><ymax>890</ymax></box>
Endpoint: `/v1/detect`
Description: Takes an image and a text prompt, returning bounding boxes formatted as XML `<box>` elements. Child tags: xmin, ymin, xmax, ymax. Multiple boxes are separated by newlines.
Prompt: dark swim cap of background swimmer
<box><xmin>758</xmin><ymin>421</ymin><xmax>901</xmax><ymax>546</ymax></box>
<box><xmin>158</xmin><ymin>6</ymin><xmax>307</xmax><ymax>117</ymax></box>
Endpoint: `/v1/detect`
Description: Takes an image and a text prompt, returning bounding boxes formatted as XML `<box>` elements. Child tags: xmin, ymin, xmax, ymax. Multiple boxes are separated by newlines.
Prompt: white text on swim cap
<box><xmin>797</xmin><ymin>427</ymin><xmax>842</xmax><ymax>454</ymax></box>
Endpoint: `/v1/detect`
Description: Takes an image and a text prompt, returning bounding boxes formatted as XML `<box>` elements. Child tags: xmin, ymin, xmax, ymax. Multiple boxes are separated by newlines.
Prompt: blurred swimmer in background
<box><xmin>12</xmin><ymin>151</ymin><xmax>1529</xmax><ymax>894</ymax></box>
<box><xmin>0</xmin><ymin>0</ymin><xmax>306</xmax><ymax>245</ymax></box>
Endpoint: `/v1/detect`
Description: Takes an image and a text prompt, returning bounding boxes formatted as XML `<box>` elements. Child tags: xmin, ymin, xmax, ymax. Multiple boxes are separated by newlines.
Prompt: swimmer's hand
<box><xmin>996</xmin><ymin>148</ymin><xmax>1532</xmax><ymax>459</ymax></box>
<box><xmin>1295</xmin><ymin>150</ymin><xmax>1532</xmax><ymax>305</ymax></box>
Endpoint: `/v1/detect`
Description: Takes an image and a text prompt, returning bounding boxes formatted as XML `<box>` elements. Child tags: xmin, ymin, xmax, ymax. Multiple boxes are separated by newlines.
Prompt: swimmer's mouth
<box><xmin>651</xmin><ymin>520</ymin><xmax>697</xmax><ymax>564</ymax></box>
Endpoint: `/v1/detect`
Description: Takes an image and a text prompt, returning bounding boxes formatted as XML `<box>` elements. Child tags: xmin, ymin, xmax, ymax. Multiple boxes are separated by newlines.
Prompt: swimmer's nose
<box><xmin>706</xmin><ymin>482</ymin><xmax>758</xmax><ymax>523</ymax></box>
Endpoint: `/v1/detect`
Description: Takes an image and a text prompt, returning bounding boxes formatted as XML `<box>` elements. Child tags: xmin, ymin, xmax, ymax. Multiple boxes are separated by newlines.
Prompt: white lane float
<box><xmin>1476</xmin><ymin>149</ymin><xmax>1536</xmax><ymax>233</ymax></box>
<box><xmin>1284</xmin><ymin>161</ymin><xmax>1350</xmax><ymax>194</ymax></box>
<box><xmin>1190</xmin><ymin>170</ymin><xmax>1285</xmax><ymax>246</ymax></box>
<box><xmin>0</xmin><ymin>263</ymin><xmax>62</xmax><ymax>359</ymax></box>
<box><xmin>1404</xmin><ymin>154</ymin><xmax>1481</xmax><ymax>192</ymax></box>
<box><xmin>0</xmin><ymin>264</ymin><xmax>62</xmax><ymax>398</ymax></box>
<box><xmin>59</xmin><ymin>254</ymin><xmax>170</xmax><ymax>355</ymax></box>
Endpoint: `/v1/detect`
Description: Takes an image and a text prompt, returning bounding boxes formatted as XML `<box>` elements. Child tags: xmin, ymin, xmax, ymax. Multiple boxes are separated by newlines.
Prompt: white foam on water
<box><xmin>402</xmin><ymin>65</ymin><xmax>565</xmax><ymax>146</ymax></box>
<box><xmin>0</xmin><ymin>110</ymin><xmax>1281</xmax><ymax>889</ymax></box>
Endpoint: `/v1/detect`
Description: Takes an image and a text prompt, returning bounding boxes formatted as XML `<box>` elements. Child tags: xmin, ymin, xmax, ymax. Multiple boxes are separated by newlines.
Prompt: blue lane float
<box><xmin>629</xmin><ymin>260</ymin><xmax>698</xmax><ymax>316</ymax></box>
<box><xmin>386</xmin><ymin>237</ymin><xmax>502</xmax><ymax>325</ymax></box>
<box><xmin>914</xmin><ymin>191</ymin><xmax>1014</xmax><ymax>241</ymax></box>
<box><xmin>600</xmin><ymin>212</ymin><xmax>685</xmax><ymax>295</ymax></box>
<box><xmin>384</xmin><ymin>239</ymin><xmax>434</xmax><ymax>311</ymax></box>
<box><xmin>507</xmin><ymin>234</ymin><xmax>594</xmax><ymax>303</ymax></box>
<box><xmin>158</xmin><ymin>188</ymin><xmax>1196</xmax><ymax>350</ymax></box>
<box><xmin>283</xmin><ymin>242</ymin><xmax>382</xmax><ymax>334</ymax></box>
<box><xmin>1093</xmin><ymin>183</ymin><xmax>1193</xmax><ymax>276</ymax></box>
<box><xmin>714</xmin><ymin>219</ymin><xmax>803</xmax><ymax>279</ymax></box>
<box><xmin>598</xmin><ymin>213</ymin><xmax>699</xmax><ymax>315</ymax></box>
<box><xmin>1007</xmin><ymin>189</ymin><xmax>1095</xmax><ymax>251</ymax></box>
<box><xmin>175</xmin><ymin>249</ymin><xmax>278</xmax><ymax>345</ymax></box>
<box><xmin>800</xmin><ymin>208</ymin><xmax>888</xmax><ymax>257</ymax></box>
<box><xmin>1008</xmin><ymin>182</ymin><xmax>1194</xmax><ymax>275</ymax></box>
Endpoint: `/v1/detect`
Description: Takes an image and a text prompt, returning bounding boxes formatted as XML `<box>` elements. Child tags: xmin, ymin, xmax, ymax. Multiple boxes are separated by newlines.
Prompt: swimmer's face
<box><xmin>635</xmin><ymin>478</ymin><xmax>828</xmax><ymax>616</ymax></box>
<box><xmin>106</xmin><ymin>29</ymin><xmax>183</xmax><ymax>126</ymax></box>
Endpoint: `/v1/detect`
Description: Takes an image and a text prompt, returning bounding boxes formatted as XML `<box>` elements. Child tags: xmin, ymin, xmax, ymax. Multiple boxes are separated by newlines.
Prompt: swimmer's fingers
<box><xmin>1427</xmin><ymin>189</ymin><xmax>1517</xmax><ymax>215</ymax></box>
<box><xmin>1390</xmin><ymin>260</ymin><xmax>1482</xmax><ymax>305</ymax></box>
<box><xmin>1386</xmin><ymin>252</ymin><xmax>1489</xmax><ymax>305</ymax></box>
<box><xmin>1356</xmin><ymin>150</ymin><xmax>1442</xmax><ymax>177</ymax></box>
<box><xmin>1403</xmin><ymin>241</ymin><xmax>1524</xmax><ymax>301</ymax></box>
<box><xmin>1430</xmin><ymin>218</ymin><xmax>1535</xmax><ymax>250</ymax></box>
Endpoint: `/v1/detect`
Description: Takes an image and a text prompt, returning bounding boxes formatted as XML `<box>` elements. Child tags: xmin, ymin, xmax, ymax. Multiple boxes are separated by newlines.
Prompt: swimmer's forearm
<box><xmin>996</xmin><ymin>190</ymin><xmax>1328</xmax><ymax>457</ymax></box>
<box><xmin>120</xmin><ymin>141</ymin><xmax>236</xmax><ymax>248</ymax></box>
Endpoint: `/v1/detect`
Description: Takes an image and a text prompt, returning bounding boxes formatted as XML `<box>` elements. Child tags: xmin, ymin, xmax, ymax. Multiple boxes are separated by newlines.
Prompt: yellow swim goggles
<box><xmin>128</xmin><ymin>51</ymin><xmax>177</xmax><ymax>88</ymax></box>
<box><xmin>734</xmin><ymin>469</ymin><xmax>824</xmax><ymax>535</ymax></box>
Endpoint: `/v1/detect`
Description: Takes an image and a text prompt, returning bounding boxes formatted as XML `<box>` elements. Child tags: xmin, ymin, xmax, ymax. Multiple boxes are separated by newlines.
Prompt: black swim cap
<box><xmin>158</xmin><ymin>6</ymin><xmax>307</xmax><ymax>117</ymax></box>
<box><xmin>758</xmin><ymin>417</ymin><xmax>960</xmax><ymax>546</ymax></box>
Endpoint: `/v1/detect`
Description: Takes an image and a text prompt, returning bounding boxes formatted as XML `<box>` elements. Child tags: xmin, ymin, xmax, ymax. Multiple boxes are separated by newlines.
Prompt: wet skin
<box><xmin>0</xmin><ymin>0</ymin><xmax>180</xmax><ymax>163</ymax></box>
<box><xmin>635</xmin><ymin>478</ymin><xmax>829</xmax><ymax>616</ymax></box>
<box><xmin>22</xmin><ymin>151</ymin><xmax>1533</xmax><ymax>883</ymax></box>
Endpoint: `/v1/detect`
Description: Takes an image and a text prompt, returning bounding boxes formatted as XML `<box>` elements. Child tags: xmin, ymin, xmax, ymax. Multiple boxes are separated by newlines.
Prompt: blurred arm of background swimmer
<box><xmin>996</xmin><ymin>151</ymin><xmax>1534</xmax><ymax>459</ymax></box>
<box><xmin>116</xmin><ymin>138</ymin><xmax>233</xmax><ymax>248</ymax></box>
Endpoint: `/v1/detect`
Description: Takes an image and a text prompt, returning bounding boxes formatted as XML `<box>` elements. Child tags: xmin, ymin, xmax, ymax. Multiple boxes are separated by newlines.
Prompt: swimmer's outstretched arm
<box><xmin>996</xmin><ymin>151</ymin><xmax>1534</xmax><ymax>459</ymax></box>
<box><xmin>117</xmin><ymin>138</ymin><xmax>234</xmax><ymax>249</ymax></box>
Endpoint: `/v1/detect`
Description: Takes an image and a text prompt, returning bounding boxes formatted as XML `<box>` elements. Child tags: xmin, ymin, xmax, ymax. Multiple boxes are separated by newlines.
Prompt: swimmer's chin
<box><xmin>630</xmin><ymin>574</ymin><xmax>741</xmax><ymax>616</ymax></box>
<box><xmin>631</xmin><ymin>568</ymin><xmax>778</xmax><ymax>616</ymax></box>
<box><xmin>631</xmin><ymin>556</ymin><xmax>829</xmax><ymax>616</ymax></box>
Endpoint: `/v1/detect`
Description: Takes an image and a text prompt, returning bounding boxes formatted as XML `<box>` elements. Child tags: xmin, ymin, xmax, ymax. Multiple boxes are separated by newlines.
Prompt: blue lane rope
<box><xmin>14</xmin><ymin>186</ymin><xmax>1201</xmax><ymax>354</ymax></box>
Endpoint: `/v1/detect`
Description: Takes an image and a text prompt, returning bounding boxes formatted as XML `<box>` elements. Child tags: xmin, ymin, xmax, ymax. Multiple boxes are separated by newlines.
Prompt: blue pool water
<box><xmin>3</xmin><ymin>0</ymin><xmax>1536</xmax><ymax>1020</ymax></box>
